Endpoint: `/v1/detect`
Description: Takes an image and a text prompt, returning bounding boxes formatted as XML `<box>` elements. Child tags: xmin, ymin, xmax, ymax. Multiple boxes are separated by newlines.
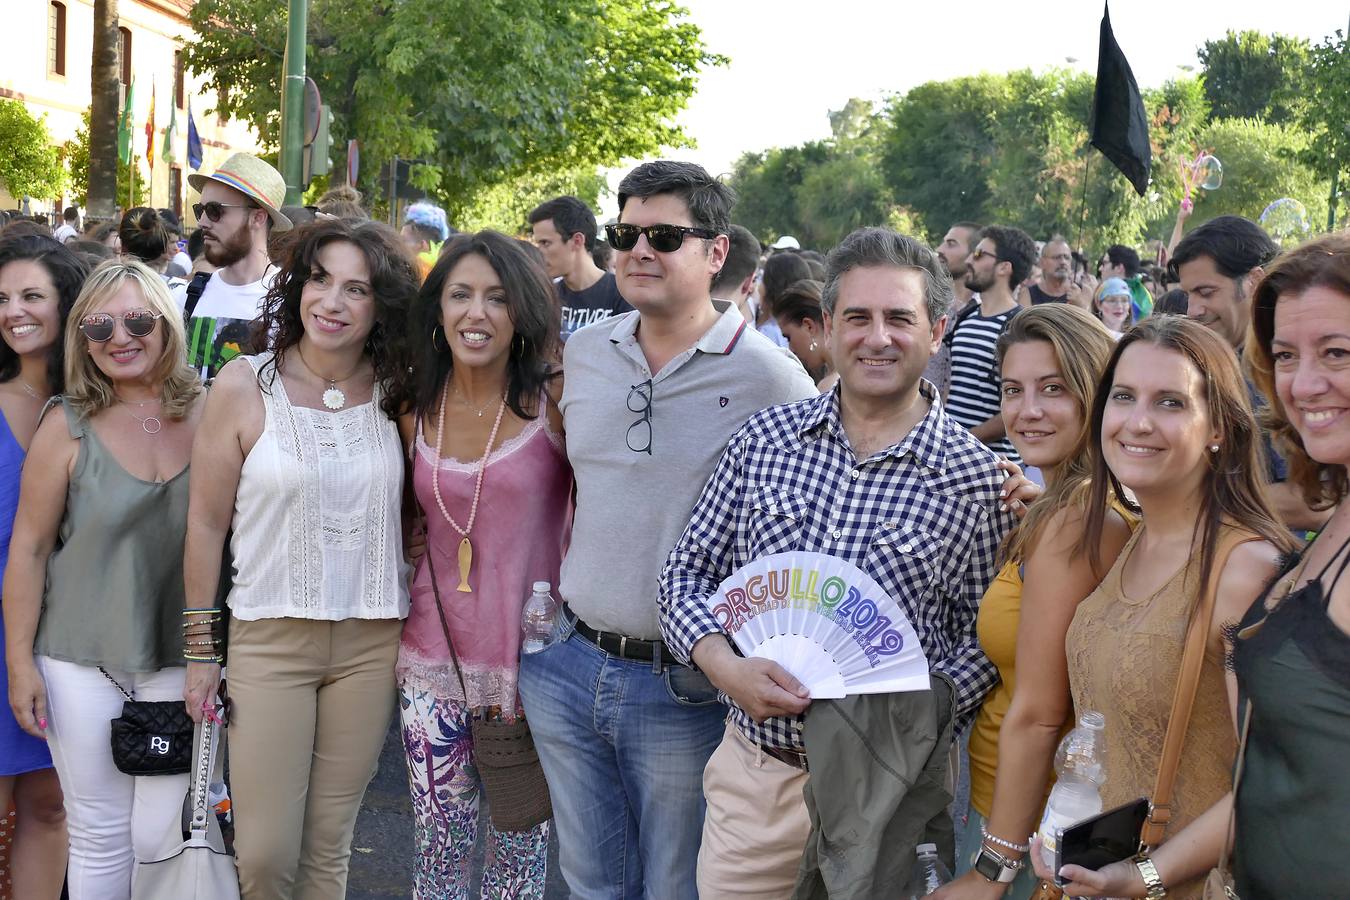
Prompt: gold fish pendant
<box><xmin>456</xmin><ymin>537</ymin><xmax>474</xmax><ymax>593</ymax></box>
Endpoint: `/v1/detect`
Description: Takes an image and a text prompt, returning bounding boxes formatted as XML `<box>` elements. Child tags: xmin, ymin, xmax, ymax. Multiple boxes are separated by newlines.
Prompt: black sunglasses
<box><xmin>627</xmin><ymin>379</ymin><xmax>653</xmax><ymax>454</ymax></box>
<box><xmin>192</xmin><ymin>201</ymin><xmax>256</xmax><ymax>223</ymax></box>
<box><xmin>606</xmin><ymin>223</ymin><xmax>718</xmax><ymax>253</ymax></box>
<box><xmin>79</xmin><ymin>309</ymin><xmax>162</xmax><ymax>342</ymax></box>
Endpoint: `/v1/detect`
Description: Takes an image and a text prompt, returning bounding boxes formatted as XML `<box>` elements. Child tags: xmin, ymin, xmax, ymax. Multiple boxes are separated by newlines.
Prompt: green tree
<box><xmin>1197</xmin><ymin>30</ymin><xmax>1311</xmax><ymax>125</ymax></box>
<box><xmin>457</xmin><ymin>167</ymin><xmax>610</xmax><ymax>234</ymax></box>
<box><xmin>1184</xmin><ymin>117</ymin><xmax>1328</xmax><ymax>232</ymax></box>
<box><xmin>183</xmin><ymin>0</ymin><xmax>720</xmax><ymax>219</ymax></box>
<box><xmin>0</xmin><ymin>100</ymin><xmax>68</xmax><ymax>201</ymax></box>
<box><xmin>728</xmin><ymin>142</ymin><xmax>831</xmax><ymax>244</ymax></box>
<box><xmin>1298</xmin><ymin>28</ymin><xmax>1350</xmax><ymax>230</ymax></box>
<box><xmin>62</xmin><ymin>109</ymin><xmax>147</xmax><ymax>208</ymax></box>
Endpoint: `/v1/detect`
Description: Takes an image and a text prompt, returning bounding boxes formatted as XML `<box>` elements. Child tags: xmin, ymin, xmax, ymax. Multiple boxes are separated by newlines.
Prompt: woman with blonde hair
<box><xmin>4</xmin><ymin>259</ymin><xmax>215</xmax><ymax>899</ymax></box>
<box><xmin>936</xmin><ymin>305</ymin><xmax>1133</xmax><ymax>899</ymax></box>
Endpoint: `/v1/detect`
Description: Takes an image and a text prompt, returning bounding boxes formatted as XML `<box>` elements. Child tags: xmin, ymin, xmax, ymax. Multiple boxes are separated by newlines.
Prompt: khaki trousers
<box><xmin>226</xmin><ymin>616</ymin><xmax>400</xmax><ymax>900</ymax></box>
<box><xmin>697</xmin><ymin>724</ymin><xmax>812</xmax><ymax>900</ymax></box>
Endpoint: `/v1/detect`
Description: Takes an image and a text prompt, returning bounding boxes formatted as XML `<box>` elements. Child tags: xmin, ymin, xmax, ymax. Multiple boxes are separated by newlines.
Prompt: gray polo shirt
<box><xmin>560</xmin><ymin>300</ymin><xmax>818</xmax><ymax>639</ymax></box>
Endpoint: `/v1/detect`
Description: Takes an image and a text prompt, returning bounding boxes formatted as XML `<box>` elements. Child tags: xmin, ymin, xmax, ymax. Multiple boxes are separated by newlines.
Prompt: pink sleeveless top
<box><xmin>396</xmin><ymin>404</ymin><xmax>572</xmax><ymax>718</ymax></box>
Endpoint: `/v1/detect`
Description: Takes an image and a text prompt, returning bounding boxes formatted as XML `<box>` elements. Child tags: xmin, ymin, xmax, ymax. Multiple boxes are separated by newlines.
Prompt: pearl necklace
<box><xmin>431</xmin><ymin>384</ymin><xmax>506</xmax><ymax>593</ymax></box>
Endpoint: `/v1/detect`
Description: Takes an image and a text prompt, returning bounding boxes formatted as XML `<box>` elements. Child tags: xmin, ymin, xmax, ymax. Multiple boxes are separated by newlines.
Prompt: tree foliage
<box><xmin>183</xmin><ymin>0</ymin><xmax>720</xmax><ymax>220</ymax></box>
<box><xmin>0</xmin><ymin>100</ymin><xmax>68</xmax><ymax>201</ymax></box>
<box><xmin>1184</xmin><ymin>118</ymin><xmax>1328</xmax><ymax>230</ymax></box>
<box><xmin>457</xmin><ymin>167</ymin><xmax>610</xmax><ymax>235</ymax></box>
<box><xmin>61</xmin><ymin>109</ymin><xmax>147</xmax><ymax>208</ymax></box>
<box><xmin>1197</xmin><ymin>30</ymin><xmax>1310</xmax><ymax>125</ymax></box>
<box><xmin>1298</xmin><ymin>28</ymin><xmax>1350</xmax><ymax>229</ymax></box>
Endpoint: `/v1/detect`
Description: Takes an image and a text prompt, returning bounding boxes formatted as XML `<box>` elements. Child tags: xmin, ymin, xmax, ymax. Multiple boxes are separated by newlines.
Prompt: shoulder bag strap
<box><xmin>409</xmin><ymin>477</ymin><xmax>470</xmax><ymax>702</ymax></box>
<box><xmin>182</xmin><ymin>271</ymin><xmax>212</xmax><ymax>322</ymax></box>
<box><xmin>1213</xmin><ymin>699</ymin><xmax>1254</xmax><ymax>878</ymax></box>
<box><xmin>1142</xmin><ymin>531</ymin><xmax>1258</xmax><ymax>847</ymax></box>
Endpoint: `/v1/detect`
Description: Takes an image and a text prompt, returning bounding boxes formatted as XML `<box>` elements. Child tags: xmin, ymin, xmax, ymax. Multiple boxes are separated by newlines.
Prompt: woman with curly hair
<box><xmin>181</xmin><ymin>218</ymin><xmax>416</xmax><ymax>899</ymax></box>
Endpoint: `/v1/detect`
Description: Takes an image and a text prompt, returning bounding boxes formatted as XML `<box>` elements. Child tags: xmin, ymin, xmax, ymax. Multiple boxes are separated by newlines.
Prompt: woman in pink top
<box><xmin>397</xmin><ymin>231</ymin><xmax>570</xmax><ymax>898</ymax></box>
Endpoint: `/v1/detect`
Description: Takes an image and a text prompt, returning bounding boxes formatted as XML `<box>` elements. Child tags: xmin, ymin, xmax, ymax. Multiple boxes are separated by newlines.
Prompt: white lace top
<box><xmin>227</xmin><ymin>353</ymin><xmax>410</xmax><ymax>621</ymax></box>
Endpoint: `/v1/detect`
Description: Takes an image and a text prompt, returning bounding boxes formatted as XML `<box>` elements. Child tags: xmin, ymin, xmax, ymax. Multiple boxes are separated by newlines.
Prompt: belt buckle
<box><xmin>619</xmin><ymin>635</ymin><xmax>629</xmax><ymax>658</ymax></box>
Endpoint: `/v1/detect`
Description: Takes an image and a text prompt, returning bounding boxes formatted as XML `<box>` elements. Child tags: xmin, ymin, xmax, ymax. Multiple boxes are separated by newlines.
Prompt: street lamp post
<box><xmin>279</xmin><ymin>0</ymin><xmax>309</xmax><ymax>205</ymax></box>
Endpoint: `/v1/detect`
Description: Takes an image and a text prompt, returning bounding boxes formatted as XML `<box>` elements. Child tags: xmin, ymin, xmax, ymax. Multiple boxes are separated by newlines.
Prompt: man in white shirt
<box><xmin>52</xmin><ymin>207</ymin><xmax>80</xmax><ymax>243</ymax></box>
<box><xmin>172</xmin><ymin>154</ymin><xmax>292</xmax><ymax>379</ymax></box>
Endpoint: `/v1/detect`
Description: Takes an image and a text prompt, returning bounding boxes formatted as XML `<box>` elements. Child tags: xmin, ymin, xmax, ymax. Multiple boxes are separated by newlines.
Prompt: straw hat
<box><xmin>188</xmin><ymin>153</ymin><xmax>292</xmax><ymax>231</ymax></box>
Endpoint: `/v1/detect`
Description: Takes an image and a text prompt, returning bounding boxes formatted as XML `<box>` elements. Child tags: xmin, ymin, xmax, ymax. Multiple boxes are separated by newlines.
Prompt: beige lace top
<box><xmin>1066</xmin><ymin>526</ymin><xmax>1246</xmax><ymax>899</ymax></box>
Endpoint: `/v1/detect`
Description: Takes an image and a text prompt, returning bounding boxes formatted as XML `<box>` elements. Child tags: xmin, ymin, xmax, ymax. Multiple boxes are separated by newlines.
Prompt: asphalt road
<box><xmin>348</xmin><ymin>720</ymin><xmax>567</xmax><ymax>899</ymax></box>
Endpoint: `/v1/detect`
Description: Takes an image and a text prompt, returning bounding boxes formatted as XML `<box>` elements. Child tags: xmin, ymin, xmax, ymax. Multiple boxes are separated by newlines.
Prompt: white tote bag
<box><xmin>132</xmin><ymin>715</ymin><xmax>239</xmax><ymax>900</ymax></box>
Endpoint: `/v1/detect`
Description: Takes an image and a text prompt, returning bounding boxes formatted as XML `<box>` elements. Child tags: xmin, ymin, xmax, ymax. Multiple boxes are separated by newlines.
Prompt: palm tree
<box><xmin>87</xmin><ymin>0</ymin><xmax>120</xmax><ymax>220</ymax></box>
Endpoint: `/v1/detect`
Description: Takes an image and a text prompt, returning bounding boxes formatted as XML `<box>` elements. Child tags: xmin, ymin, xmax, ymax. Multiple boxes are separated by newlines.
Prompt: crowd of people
<box><xmin>0</xmin><ymin>149</ymin><xmax>1345</xmax><ymax>900</ymax></box>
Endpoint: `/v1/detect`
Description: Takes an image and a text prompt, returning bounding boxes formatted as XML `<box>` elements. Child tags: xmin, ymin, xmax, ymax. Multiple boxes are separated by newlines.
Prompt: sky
<box><xmin>599</xmin><ymin>0</ymin><xmax>1346</xmax><ymax>215</ymax></box>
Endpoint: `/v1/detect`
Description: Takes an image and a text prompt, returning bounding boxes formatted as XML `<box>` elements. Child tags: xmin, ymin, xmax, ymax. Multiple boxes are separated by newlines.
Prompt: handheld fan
<box><xmin>706</xmin><ymin>551</ymin><xmax>930</xmax><ymax>699</ymax></box>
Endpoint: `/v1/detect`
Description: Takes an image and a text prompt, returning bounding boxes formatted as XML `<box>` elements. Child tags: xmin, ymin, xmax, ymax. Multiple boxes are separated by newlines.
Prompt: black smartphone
<box><xmin>1053</xmin><ymin>798</ymin><xmax>1149</xmax><ymax>886</ymax></box>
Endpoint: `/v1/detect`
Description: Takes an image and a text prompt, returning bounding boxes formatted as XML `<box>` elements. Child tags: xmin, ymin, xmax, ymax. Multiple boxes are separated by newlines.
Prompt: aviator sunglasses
<box><xmin>79</xmin><ymin>309</ymin><xmax>162</xmax><ymax>342</ymax></box>
<box><xmin>605</xmin><ymin>222</ymin><xmax>718</xmax><ymax>253</ymax></box>
<box><xmin>192</xmin><ymin>201</ymin><xmax>255</xmax><ymax>223</ymax></box>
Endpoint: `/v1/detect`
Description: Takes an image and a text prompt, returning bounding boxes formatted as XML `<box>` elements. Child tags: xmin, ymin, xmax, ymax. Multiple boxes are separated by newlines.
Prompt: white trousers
<box><xmin>37</xmin><ymin>656</ymin><xmax>190</xmax><ymax>900</ymax></box>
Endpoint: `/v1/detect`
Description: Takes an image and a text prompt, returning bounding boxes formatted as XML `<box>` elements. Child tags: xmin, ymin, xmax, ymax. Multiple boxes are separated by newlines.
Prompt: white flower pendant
<box><xmin>322</xmin><ymin>384</ymin><xmax>346</xmax><ymax>410</ymax></box>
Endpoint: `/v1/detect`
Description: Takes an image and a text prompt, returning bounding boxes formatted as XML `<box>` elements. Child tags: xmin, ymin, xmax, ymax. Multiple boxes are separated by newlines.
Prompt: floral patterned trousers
<box><xmin>398</xmin><ymin>685</ymin><xmax>549</xmax><ymax>900</ymax></box>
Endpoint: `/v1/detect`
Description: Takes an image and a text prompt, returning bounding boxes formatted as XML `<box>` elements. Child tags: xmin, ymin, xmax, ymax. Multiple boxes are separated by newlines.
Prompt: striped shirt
<box><xmin>659</xmin><ymin>383</ymin><xmax>1015</xmax><ymax>750</ymax></box>
<box><xmin>946</xmin><ymin>306</ymin><xmax>1020</xmax><ymax>463</ymax></box>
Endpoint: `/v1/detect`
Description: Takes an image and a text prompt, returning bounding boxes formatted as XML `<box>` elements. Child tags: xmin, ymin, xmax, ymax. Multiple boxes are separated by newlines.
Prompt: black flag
<box><xmin>1090</xmin><ymin>2</ymin><xmax>1151</xmax><ymax>196</ymax></box>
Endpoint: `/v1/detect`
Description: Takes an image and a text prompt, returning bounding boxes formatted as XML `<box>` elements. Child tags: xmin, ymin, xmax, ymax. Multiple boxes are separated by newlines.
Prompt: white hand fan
<box><xmin>707</xmin><ymin>551</ymin><xmax>930</xmax><ymax>699</ymax></box>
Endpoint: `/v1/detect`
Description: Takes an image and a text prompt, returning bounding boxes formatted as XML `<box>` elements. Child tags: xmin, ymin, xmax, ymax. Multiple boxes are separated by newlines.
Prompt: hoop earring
<box><xmin>514</xmin><ymin>333</ymin><xmax>527</xmax><ymax>355</ymax></box>
<box><xmin>432</xmin><ymin>325</ymin><xmax>448</xmax><ymax>353</ymax></box>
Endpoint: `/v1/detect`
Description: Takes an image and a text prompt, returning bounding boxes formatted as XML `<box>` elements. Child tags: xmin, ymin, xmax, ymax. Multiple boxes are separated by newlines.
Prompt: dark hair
<box><xmin>774</xmin><ymin>279</ymin><xmax>825</xmax><ymax>326</ymax></box>
<box><xmin>979</xmin><ymin>225</ymin><xmax>1038</xmax><ymax>287</ymax></box>
<box><xmin>0</xmin><ymin>235</ymin><xmax>90</xmax><ymax>392</ymax></box>
<box><xmin>591</xmin><ymin>240</ymin><xmax>612</xmax><ymax>272</ymax></box>
<box><xmin>280</xmin><ymin>206</ymin><xmax>317</xmax><ymax>229</ymax></box>
<box><xmin>410</xmin><ymin>231</ymin><xmax>561</xmax><ymax>424</ymax></box>
<box><xmin>315</xmin><ymin>185</ymin><xmax>369</xmax><ymax>221</ymax></box>
<box><xmin>63</xmin><ymin>206</ymin><xmax>79</xmax><ymax>222</ymax></box>
<box><xmin>257</xmin><ymin>219</ymin><xmax>417</xmax><ymax>419</ymax></box>
<box><xmin>1250</xmin><ymin>233</ymin><xmax>1350</xmax><ymax>510</ymax></box>
<box><xmin>528</xmin><ymin>196</ymin><xmax>598</xmax><ymax>252</ymax></box>
<box><xmin>67</xmin><ymin>240</ymin><xmax>115</xmax><ymax>262</ymax></box>
<box><xmin>187</xmin><ymin>228</ymin><xmax>206</xmax><ymax>261</ymax></box>
<box><xmin>89</xmin><ymin>223</ymin><xmax>117</xmax><ymax>244</ymax></box>
<box><xmin>822</xmin><ymin>228</ymin><xmax>953</xmax><ymax>325</ymax></box>
<box><xmin>157</xmin><ymin>208</ymin><xmax>182</xmax><ymax>235</ymax></box>
<box><xmin>1169</xmin><ymin>215</ymin><xmax>1278</xmax><ymax>281</ymax></box>
<box><xmin>951</xmin><ymin>221</ymin><xmax>983</xmax><ymax>239</ymax></box>
<box><xmin>1082</xmin><ymin>316</ymin><xmax>1294</xmax><ymax>587</ymax></box>
<box><xmin>800</xmin><ymin>249</ymin><xmax>825</xmax><ymax>265</ymax></box>
<box><xmin>118</xmin><ymin>207</ymin><xmax>173</xmax><ymax>265</ymax></box>
<box><xmin>617</xmin><ymin>160</ymin><xmax>734</xmax><ymax>235</ymax></box>
<box><xmin>713</xmin><ymin>224</ymin><xmax>760</xmax><ymax>294</ymax></box>
<box><xmin>761</xmin><ymin>252</ymin><xmax>813</xmax><ymax>317</ymax></box>
<box><xmin>1154</xmin><ymin>288</ymin><xmax>1189</xmax><ymax>316</ymax></box>
<box><xmin>1104</xmin><ymin>244</ymin><xmax>1142</xmax><ymax>276</ymax></box>
<box><xmin>3</xmin><ymin>220</ymin><xmax>54</xmax><ymax>239</ymax></box>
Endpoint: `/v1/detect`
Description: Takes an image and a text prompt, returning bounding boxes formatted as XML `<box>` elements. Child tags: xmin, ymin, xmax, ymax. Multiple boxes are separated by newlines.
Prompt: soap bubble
<box><xmin>1197</xmin><ymin>155</ymin><xmax>1223</xmax><ymax>190</ymax></box>
<box><xmin>1259</xmin><ymin>198</ymin><xmax>1310</xmax><ymax>242</ymax></box>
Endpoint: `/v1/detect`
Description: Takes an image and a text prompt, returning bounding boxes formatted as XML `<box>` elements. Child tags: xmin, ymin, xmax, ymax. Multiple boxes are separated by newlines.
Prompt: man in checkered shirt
<box><xmin>659</xmin><ymin>227</ymin><xmax>1018</xmax><ymax>896</ymax></box>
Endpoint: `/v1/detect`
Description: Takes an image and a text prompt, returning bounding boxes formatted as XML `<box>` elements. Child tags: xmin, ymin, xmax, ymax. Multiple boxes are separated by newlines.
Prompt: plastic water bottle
<box><xmin>521</xmin><ymin>581</ymin><xmax>559</xmax><ymax>654</ymax></box>
<box><xmin>905</xmin><ymin>842</ymin><xmax>952</xmax><ymax>896</ymax></box>
<box><xmin>1038</xmin><ymin>710</ymin><xmax>1108</xmax><ymax>873</ymax></box>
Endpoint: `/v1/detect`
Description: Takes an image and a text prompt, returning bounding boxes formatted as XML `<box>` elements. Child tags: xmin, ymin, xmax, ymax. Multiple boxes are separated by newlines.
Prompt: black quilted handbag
<box><xmin>101</xmin><ymin>668</ymin><xmax>194</xmax><ymax>776</ymax></box>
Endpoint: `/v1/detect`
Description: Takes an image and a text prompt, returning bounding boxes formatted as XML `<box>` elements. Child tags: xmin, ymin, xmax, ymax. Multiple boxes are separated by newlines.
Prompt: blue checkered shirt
<box><xmin>659</xmin><ymin>382</ymin><xmax>1015</xmax><ymax>750</ymax></box>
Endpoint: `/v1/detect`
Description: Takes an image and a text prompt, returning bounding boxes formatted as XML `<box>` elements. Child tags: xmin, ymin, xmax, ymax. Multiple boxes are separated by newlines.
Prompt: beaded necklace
<box><xmin>431</xmin><ymin>384</ymin><xmax>506</xmax><ymax>593</ymax></box>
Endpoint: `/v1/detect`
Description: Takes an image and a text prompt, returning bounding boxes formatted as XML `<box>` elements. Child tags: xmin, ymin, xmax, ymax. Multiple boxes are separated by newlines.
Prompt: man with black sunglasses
<box><xmin>172</xmin><ymin>153</ymin><xmax>291</xmax><ymax>379</ymax></box>
<box><xmin>518</xmin><ymin>160</ymin><xmax>815</xmax><ymax>900</ymax></box>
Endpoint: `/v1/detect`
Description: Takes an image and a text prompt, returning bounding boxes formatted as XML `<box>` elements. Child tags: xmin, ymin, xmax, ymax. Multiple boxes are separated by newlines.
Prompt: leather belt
<box><xmin>570</xmin><ymin>610</ymin><xmax>673</xmax><ymax>664</ymax></box>
<box><xmin>758</xmin><ymin>741</ymin><xmax>809</xmax><ymax>771</ymax></box>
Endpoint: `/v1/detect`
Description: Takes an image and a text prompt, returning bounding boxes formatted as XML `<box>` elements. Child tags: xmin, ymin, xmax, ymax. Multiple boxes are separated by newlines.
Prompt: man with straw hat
<box><xmin>173</xmin><ymin>153</ymin><xmax>292</xmax><ymax>379</ymax></box>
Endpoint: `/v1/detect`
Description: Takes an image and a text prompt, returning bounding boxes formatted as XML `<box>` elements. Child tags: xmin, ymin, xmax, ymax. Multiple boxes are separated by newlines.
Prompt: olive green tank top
<box><xmin>33</xmin><ymin>399</ymin><xmax>199</xmax><ymax>672</ymax></box>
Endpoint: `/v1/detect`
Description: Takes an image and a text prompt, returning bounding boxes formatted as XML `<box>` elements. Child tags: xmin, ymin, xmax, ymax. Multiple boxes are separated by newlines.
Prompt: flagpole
<box><xmin>1076</xmin><ymin>151</ymin><xmax>1093</xmax><ymax>250</ymax></box>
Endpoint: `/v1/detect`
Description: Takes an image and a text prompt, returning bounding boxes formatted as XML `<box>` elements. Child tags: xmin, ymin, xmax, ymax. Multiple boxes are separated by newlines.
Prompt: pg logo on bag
<box><xmin>149</xmin><ymin>735</ymin><xmax>173</xmax><ymax>756</ymax></box>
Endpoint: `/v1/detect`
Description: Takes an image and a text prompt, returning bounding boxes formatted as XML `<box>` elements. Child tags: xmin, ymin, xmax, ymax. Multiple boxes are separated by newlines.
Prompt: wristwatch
<box><xmin>1132</xmin><ymin>853</ymin><xmax>1167</xmax><ymax>898</ymax></box>
<box><xmin>971</xmin><ymin>844</ymin><xmax>1022</xmax><ymax>884</ymax></box>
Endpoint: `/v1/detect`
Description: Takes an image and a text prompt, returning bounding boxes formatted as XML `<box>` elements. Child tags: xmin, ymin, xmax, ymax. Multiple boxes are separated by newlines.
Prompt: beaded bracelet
<box><xmin>183</xmin><ymin>653</ymin><xmax>224</xmax><ymax>663</ymax></box>
<box><xmin>182</xmin><ymin>608</ymin><xmax>223</xmax><ymax>616</ymax></box>
<box><xmin>980</xmin><ymin>824</ymin><xmax>1031</xmax><ymax>854</ymax></box>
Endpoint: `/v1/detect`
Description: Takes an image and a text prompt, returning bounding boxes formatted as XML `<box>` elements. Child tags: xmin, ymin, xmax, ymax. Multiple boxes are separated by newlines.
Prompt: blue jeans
<box><xmin>518</xmin><ymin>614</ymin><xmax>725</xmax><ymax>900</ymax></box>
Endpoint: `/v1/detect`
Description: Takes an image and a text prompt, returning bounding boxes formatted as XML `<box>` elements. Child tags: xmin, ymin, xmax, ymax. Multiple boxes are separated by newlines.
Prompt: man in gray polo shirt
<box><xmin>518</xmin><ymin>160</ymin><xmax>816</xmax><ymax>899</ymax></box>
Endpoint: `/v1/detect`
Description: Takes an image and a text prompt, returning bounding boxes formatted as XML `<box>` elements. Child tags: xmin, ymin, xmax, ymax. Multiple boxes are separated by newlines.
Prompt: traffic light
<box><xmin>303</xmin><ymin>104</ymin><xmax>333</xmax><ymax>185</ymax></box>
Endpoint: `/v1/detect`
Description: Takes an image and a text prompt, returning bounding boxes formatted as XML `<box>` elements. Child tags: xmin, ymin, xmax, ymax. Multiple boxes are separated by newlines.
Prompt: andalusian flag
<box><xmin>145</xmin><ymin>79</ymin><xmax>156</xmax><ymax>175</ymax></box>
<box><xmin>117</xmin><ymin>77</ymin><xmax>136</xmax><ymax>165</ymax></box>
<box><xmin>162</xmin><ymin>102</ymin><xmax>178</xmax><ymax>164</ymax></box>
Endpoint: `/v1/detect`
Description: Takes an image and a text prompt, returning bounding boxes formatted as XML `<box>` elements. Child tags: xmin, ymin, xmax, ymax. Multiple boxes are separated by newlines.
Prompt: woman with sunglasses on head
<box><xmin>0</xmin><ymin>236</ymin><xmax>86</xmax><ymax>900</ymax></box>
<box><xmin>397</xmin><ymin>231</ymin><xmax>567</xmax><ymax>898</ymax></box>
<box><xmin>935</xmin><ymin>305</ymin><xmax>1133</xmax><ymax>900</ymax></box>
<box><xmin>4</xmin><ymin>259</ymin><xmax>213</xmax><ymax>900</ymax></box>
<box><xmin>181</xmin><ymin>218</ymin><xmax>415</xmax><ymax>900</ymax></box>
<box><xmin>1029</xmin><ymin>317</ymin><xmax>1295</xmax><ymax>898</ymax></box>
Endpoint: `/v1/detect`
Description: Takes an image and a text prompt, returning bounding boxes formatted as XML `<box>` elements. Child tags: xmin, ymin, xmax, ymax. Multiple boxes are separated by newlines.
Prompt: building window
<box><xmin>47</xmin><ymin>2</ymin><xmax>66</xmax><ymax>77</ymax></box>
<box><xmin>174</xmin><ymin>51</ymin><xmax>185</xmax><ymax>109</ymax></box>
<box><xmin>169</xmin><ymin>167</ymin><xmax>183</xmax><ymax>220</ymax></box>
<box><xmin>118</xmin><ymin>27</ymin><xmax>132</xmax><ymax>85</ymax></box>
